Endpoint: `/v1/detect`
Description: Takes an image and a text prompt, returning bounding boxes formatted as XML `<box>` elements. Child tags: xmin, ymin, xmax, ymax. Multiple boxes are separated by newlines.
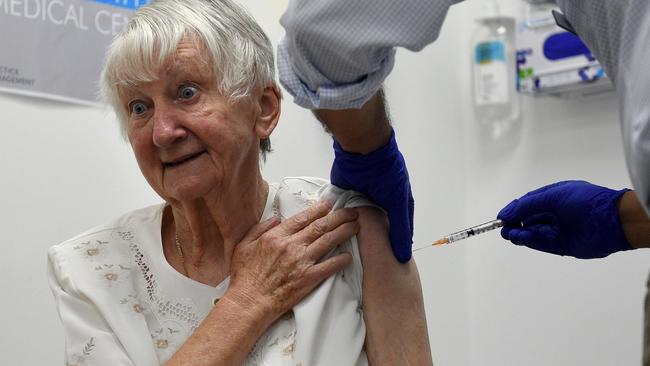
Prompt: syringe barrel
<box><xmin>446</xmin><ymin>220</ymin><xmax>504</xmax><ymax>243</ymax></box>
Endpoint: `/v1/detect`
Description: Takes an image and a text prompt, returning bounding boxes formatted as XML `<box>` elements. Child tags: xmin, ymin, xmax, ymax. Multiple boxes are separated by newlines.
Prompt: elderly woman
<box><xmin>47</xmin><ymin>0</ymin><xmax>430</xmax><ymax>365</ymax></box>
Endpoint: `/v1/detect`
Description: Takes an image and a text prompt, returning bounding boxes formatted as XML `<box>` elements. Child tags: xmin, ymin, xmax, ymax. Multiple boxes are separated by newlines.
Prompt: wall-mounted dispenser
<box><xmin>516</xmin><ymin>0</ymin><xmax>614</xmax><ymax>97</ymax></box>
<box><xmin>471</xmin><ymin>0</ymin><xmax>520</xmax><ymax>139</ymax></box>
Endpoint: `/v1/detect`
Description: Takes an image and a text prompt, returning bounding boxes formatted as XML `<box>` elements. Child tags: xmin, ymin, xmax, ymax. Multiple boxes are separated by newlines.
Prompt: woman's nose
<box><xmin>152</xmin><ymin>105</ymin><xmax>188</xmax><ymax>147</ymax></box>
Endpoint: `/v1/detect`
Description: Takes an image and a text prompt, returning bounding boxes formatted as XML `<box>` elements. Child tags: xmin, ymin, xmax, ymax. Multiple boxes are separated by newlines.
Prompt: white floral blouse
<box><xmin>48</xmin><ymin>177</ymin><xmax>371</xmax><ymax>366</ymax></box>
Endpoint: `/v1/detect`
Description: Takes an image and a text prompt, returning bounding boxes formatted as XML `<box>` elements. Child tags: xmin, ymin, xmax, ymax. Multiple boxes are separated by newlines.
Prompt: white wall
<box><xmin>1</xmin><ymin>1</ymin><xmax>647</xmax><ymax>365</ymax></box>
<box><xmin>463</xmin><ymin>93</ymin><xmax>650</xmax><ymax>366</ymax></box>
<box><xmin>458</xmin><ymin>1</ymin><xmax>650</xmax><ymax>365</ymax></box>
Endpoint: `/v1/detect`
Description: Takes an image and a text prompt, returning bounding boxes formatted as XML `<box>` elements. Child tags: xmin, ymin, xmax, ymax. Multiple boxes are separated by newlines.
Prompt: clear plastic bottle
<box><xmin>471</xmin><ymin>0</ymin><xmax>520</xmax><ymax>139</ymax></box>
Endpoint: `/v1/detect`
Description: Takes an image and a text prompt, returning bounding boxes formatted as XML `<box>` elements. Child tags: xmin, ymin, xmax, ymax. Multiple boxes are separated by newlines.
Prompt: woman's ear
<box><xmin>254</xmin><ymin>85</ymin><xmax>281</xmax><ymax>139</ymax></box>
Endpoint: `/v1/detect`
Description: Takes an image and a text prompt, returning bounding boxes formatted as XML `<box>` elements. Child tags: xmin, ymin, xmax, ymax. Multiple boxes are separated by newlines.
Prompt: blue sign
<box><xmin>86</xmin><ymin>0</ymin><xmax>150</xmax><ymax>10</ymax></box>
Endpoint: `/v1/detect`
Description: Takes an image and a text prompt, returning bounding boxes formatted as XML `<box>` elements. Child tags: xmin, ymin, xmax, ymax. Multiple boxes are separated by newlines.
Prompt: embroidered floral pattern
<box><xmin>93</xmin><ymin>263</ymin><xmax>130</xmax><ymax>287</ymax></box>
<box><xmin>243</xmin><ymin>312</ymin><xmax>297</xmax><ymax>366</ymax></box>
<box><xmin>120</xmin><ymin>294</ymin><xmax>146</xmax><ymax>315</ymax></box>
<box><xmin>150</xmin><ymin>322</ymin><xmax>187</xmax><ymax>361</ymax></box>
<box><xmin>73</xmin><ymin>240</ymin><xmax>110</xmax><ymax>261</ymax></box>
<box><xmin>65</xmin><ymin>337</ymin><xmax>95</xmax><ymax>366</ymax></box>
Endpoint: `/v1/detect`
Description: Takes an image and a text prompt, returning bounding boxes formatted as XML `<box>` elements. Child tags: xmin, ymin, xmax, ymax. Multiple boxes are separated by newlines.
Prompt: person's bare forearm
<box><xmin>619</xmin><ymin>191</ymin><xmax>650</xmax><ymax>249</ymax></box>
<box><xmin>165</xmin><ymin>290</ymin><xmax>274</xmax><ymax>366</ymax></box>
<box><xmin>313</xmin><ymin>90</ymin><xmax>393</xmax><ymax>154</ymax></box>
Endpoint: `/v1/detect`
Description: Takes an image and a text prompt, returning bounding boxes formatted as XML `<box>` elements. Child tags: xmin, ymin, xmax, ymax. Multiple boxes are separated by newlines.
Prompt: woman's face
<box><xmin>119</xmin><ymin>40</ymin><xmax>278</xmax><ymax>203</ymax></box>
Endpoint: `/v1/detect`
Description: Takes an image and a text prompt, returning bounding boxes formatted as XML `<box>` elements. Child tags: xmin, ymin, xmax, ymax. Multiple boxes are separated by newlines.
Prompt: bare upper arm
<box><xmin>355</xmin><ymin>206</ymin><xmax>433</xmax><ymax>366</ymax></box>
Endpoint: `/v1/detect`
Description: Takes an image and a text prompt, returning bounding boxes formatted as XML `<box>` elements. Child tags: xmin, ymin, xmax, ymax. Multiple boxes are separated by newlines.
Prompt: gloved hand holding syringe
<box><xmin>417</xmin><ymin>181</ymin><xmax>634</xmax><ymax>258</ymax></box>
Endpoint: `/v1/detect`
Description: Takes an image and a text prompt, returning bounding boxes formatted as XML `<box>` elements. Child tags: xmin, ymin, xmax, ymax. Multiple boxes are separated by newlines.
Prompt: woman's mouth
<box><xmin>164</xmin><ymin>151</ymin><xmax>205</xmax><ymax>168</ymax></box>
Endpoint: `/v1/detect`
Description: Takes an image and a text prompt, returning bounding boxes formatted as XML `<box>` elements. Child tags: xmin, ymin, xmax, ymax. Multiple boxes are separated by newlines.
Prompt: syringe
<box><xmin>414</xmin><ymin>219</ymin><xmax>504</xmax><ymax>252</ymax></box>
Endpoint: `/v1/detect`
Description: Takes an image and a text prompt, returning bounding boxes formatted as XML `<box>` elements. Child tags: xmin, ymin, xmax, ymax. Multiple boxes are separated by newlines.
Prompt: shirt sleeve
<box><xmin>323</xmin><ymin>185</ymin><xmax>381</xmax><ymax>300</ymax></box>
<box><xmin>47</xmin><ymin>248</ymin><xmax>136</xmax><ymax>366</ymax></box>
<box><xmin>277</xmin><ymin>0</ymin><xmax>462</xmax><ymax>110</ymax></box>
<box><xmin>620</xmin><ymin>30</ymin><xmax>650</xmax><ymax>216</ymax></box>
<box><xmin>554</xmin><ymin>0</ymin><xmax>650</xmax><ymax>215</ymax></box>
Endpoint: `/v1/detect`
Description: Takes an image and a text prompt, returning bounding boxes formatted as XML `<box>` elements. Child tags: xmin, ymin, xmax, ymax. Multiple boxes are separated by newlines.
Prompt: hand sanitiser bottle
<box><xmin>471</xmin><ymin>0</ymin><xmax>520</xmax><ymax>140</ymax></box>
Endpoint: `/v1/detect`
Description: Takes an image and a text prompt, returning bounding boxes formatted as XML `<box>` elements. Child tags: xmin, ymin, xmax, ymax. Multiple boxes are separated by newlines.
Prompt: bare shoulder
<box><xmin>355</xmin><ymin>206</ymin><xmax>418</xmax><ymax>278</ymax></box>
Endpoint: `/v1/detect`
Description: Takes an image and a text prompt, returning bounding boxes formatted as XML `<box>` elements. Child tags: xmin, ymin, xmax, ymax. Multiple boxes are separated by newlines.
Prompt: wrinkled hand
<box><xmin>498</xmin><ymin>180</ymin><xmax>632</xmax><ymax>259</ymax></box>
<box><xmin>228</xmin><ymin>200</ymin><xmax>359</xmax><ymax>322</ymax></box>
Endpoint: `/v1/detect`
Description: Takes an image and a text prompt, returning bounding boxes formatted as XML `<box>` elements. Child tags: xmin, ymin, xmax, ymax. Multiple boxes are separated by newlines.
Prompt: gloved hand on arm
<box><xmin>278</xmin><ymin>0</ymin><xmax>461</xmax><ymax>263</ymax></box>
<box><xmin>497</xmin><ymin>180</ymin><xmax>633</xmax><ymax>259</ymax></box>
<box><xmin>331</xmin><ymin>130</ymin><xmax>414</xmax><ymax>263</ymax></box>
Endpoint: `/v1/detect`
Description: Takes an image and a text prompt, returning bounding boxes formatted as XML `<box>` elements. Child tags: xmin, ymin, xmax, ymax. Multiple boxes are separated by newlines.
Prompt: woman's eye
<box><xmin>179</xmin><ymin>85</ymin><xmax>198</xmax><ymax>100</ymax></box>
<box><xmin>130</xmin><ymin>102</ymin><xmax>147</xmax><ymax>116</ymax></box>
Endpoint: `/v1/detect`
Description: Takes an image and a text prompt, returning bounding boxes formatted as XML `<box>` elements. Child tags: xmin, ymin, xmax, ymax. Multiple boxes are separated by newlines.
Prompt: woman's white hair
<box><xmin>101</xmin><ymin>0</ymin><xmax>276</xmax><ymax>156</ymax></box>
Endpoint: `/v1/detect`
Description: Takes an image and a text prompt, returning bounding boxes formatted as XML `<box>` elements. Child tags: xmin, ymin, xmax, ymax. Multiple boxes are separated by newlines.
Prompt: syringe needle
<box><xmin>413</xmin><ymin>238</ymin><xmax>448</xmax><ymax>252</ymax></box>
<box><xmin>413</xmin><ymin>246</ymin><xmax>430</xmax><ymax>252</ymax></box>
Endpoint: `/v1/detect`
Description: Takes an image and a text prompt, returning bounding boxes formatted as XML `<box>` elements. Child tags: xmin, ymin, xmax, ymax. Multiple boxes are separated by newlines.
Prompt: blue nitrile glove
<box><xmin>497</xmin><ymin>180</ymin><xmax>632</xmax><ymax>259</ymax></box>
<box><xmin>331</xmin><ymin>130</ymin><xmax>414</xmax><ymax>263</ymax></box>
